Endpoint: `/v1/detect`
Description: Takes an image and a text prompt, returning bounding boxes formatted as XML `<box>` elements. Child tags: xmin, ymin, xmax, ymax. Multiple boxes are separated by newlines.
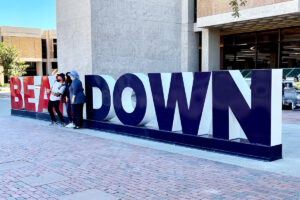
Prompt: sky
<box><xmin>0</xmin><ymin>0</ymin><xmax>56</xmax><ymax>30</ymax></box>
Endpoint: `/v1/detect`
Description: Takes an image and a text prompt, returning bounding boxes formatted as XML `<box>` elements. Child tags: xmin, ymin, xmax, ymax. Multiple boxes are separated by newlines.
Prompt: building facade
<box><xmin>197</xmin><ymin>0</ymin><xmax>300</xmax><ymax>76</ymax></box>
<box><xmin>56</xmin><ymin>0</ymin><xmax>199</xmax><ymax>79</ymax></box>
<box><xmin>57</xmin><ymin>0</ymin><xmax>300</xmax><ymax>78</ymax></box>
<box><xmin>0</xmin><ymin>26</ymin><xmax>57</xmax><ymax>83</ymax></box>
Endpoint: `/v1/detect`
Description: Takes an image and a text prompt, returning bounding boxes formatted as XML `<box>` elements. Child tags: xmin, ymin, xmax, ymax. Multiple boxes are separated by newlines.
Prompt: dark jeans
<box><xmin>66</xmin><ymin>100</ymin><xmax>73</xmax><ymax>123</ymax></box>
<box><xmin>71</xmin><ymin>103</ymin><xmax>84</xmax><ymax>127</ymax></box>
<box><xmin>48</xmin><ymin>100</ymin><xmax>65</xmax><ymax>123</ymax></box>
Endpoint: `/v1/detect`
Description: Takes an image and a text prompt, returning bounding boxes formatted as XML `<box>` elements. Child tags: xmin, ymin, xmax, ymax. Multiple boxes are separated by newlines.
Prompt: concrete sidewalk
<box><xmin>0</xmin><ymin>115</ymin><xmax>300</xmax><ymax>200</ymax></box>
<box><xmin>1</xmin><ymin>97</ymin><xmax>300</xmax><ymax>199</ymax></box>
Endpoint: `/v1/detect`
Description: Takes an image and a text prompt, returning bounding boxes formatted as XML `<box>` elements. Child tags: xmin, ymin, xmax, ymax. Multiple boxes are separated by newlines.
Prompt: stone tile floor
<box><xmin>282</xmin><ymin>109</ymin><xmax>300</xmax><ymax>124</ymax></box>
<box><xmin>0</xmin><ymin>116</ymin><xmax>300</xmax><ymax>200</ymax></box>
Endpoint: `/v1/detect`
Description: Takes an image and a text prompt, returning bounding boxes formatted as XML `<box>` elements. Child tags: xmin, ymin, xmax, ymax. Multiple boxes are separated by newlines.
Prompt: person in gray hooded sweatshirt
<box><xmin>69</xmin><ymin>70</ymin><xmax>86</xmax><ymax>129</ymax></box>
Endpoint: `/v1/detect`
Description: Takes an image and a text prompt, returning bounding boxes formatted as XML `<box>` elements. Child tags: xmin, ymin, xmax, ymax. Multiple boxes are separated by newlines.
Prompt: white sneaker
<box><xmin>65</xmin><ymin>123</ymin><xmax>75</xmax><ymax>128</ymax></box>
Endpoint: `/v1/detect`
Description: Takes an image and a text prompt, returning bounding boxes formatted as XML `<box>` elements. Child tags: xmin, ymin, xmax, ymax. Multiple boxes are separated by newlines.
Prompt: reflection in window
<box><xmin>281</xmin><ymin>42</ymin><xmax>300</xmax><ymax>68</ymax></box>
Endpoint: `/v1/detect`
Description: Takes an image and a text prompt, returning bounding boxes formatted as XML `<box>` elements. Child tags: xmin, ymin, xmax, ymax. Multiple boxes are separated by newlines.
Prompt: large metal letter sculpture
<box><xmin>10</xmin><ymin>77</ymin><xmax>23</xmax><ymax>110</ymax></box>
<box><xmin>148</xmin><ymin>73</ymin><xmax>210</xmax><ymax>135</ymax></box>
<box><xmin>86</xmin><ymin>75</ymin><xmax>115</xmax><ymax>121</ymax></box>
<box><xmin>10</xmin><ymin>70</ymin><xmax>282</xmax><ymax>160</ymax></box>
<box><xmin>23</xmin><ymin>77</ymin><xmax>36</xmax><ymax>112</ymax></box>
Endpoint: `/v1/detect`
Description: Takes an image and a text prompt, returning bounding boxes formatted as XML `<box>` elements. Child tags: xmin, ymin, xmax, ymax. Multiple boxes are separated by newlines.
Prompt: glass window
<box><xmin>281</xmin><ymin>27</ymin><xmax>300</xmax><ymax>42</ymax></box>
<box><xmin>235</xmin><ymin>45</ymin><xmax>256</xmax><ymax>69</ymax></box>
<box><xmin>223</xmin><ymin>46</ymin><xmax>236</xmax><ymax>70</ymax></box>
<box><xmin>42</xmin><ymin>39</ymin><xmax>47</xmax><ymax>59</ymax></box>
<box><xmin>25</xmin><ymin>62</ymin><xmax>37</xmax><ymax>76</ymax></box>
<box><xmin>223</xmin><ymin>35</ymin><xmax>235</xmax><ymax>46</ymax></box>
<box><xmin>257</xmin><ymin>43</ymin><xmax>278</xmax><ymax>69</ymax></box>
<box><xmin>52</xmin><ymin>62</ymin><xmax>58</xmax><ymax>69</ymax></box>
<box><xmin>281</xmin><ymin>41</ymin><xmax>300</xmax><ymax>68</ymax></box>
<box><xmin>222</xmin><ymin>26</ymin><xmax>300</xmax><ymax>70</ymax></box>
<box><xmin>235</xmin><ymin>33</ymin><xmax>256</xmax><ymax>46</ymax></box>
<box><xmin>53</xmin><ymin>44</ymin><xmax>57</xmax><ymax>59</ymax></box>
<box><xmin>257</xmin><ymin>30</ymin><xmax>278</xmax><ymax>43</ymax></box>
<box><xmin>223</xmin><ymin>33</ymin><xmax>256</xmax><ymax>70</ymax></box>
<box><xmin>223</xmin><ymin>31</ymin><xmax>278</xmax><ymax>70</ymax></box>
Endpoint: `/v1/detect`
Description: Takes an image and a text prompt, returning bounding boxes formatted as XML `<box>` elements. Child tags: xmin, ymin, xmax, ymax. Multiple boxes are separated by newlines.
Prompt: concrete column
<box><xmin>201</xmin><ymin>28</ymin><xmax>220</xmax><ymax>72</ymax></box>
<box><xmin>180</xmin><ymin>0</ymin><xmax>199</xmax><ymax>72</ymax></box>
<box><xmin>36</xmin><ymin>62</ymin><xmax>43</xmax><ymax>76</ymax></box>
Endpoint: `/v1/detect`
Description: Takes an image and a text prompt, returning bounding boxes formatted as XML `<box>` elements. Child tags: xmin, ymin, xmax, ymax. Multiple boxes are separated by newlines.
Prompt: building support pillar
<box><xmin>180</xmin><ymin>0</ymin><xmax>199</xmax><ymax>72</ymax></box>
<box><xmin>201</xmin><ymin>28</ymin><xmax>220</xmax><ymax>72</ymax></box>
<box><xmin>36</xmin><ymin>62</ymin><xmax>43</xmax><ymax>76</ymax></box>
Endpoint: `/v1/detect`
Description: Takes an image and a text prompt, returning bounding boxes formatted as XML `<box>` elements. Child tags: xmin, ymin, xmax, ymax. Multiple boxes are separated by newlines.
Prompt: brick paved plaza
<box><xmin>0</xmin><ymin>96</ymin><xmax>300</xmax><ymax>200</ymax></box>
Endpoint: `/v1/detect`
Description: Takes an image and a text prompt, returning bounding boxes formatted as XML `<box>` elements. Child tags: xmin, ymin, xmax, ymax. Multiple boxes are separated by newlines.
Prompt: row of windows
<box><xmin>42</xmin><ymin>39</ymin><xmax>57</xmax><ymax>59</ymax></box>
<box><xmin>24</xmin><ymin>62</ymin><xmax>58</xmax><ymax>76</ymax></box>
<box><xmin>222</xmin><ymin>27</ymin><xmax>300</xmax><ymax>70</ymax></box>
<box><xmin>198</xmin><ymin>26</ymin><xmax>300</xmax><ymax>71</ymax></box>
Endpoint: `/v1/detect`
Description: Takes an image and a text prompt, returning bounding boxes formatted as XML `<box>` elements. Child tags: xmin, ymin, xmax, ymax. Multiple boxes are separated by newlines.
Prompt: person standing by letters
<box><xmin>69</xmin><ymin>70</ymin><xmax>86</xmax><ymax>129</ymax></box>
<box><xmin>48</xmin><ymin>73</ymin><xmax>66</xmax><ymax>126</ymax></box>
<box><xmin>64</xmin><ymin>72</ymin><xmax>74</xmax><ymax>128</ymax></box>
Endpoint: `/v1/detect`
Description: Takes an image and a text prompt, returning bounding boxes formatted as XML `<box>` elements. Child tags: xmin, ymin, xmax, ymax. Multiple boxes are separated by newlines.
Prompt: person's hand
<box><xmin>72</xmin><ymin>99</ymin><xmax>75</xmax><ymax>104</ymax></box>
<box><xmin>66</xmin><ymin>98</ymin><xmax>69</xmax><ymax>103</ymax></box>
<box><xmin>47</xmin><ymin>89</ymin><xmax>51</xmax><ymax>94</ymax></box>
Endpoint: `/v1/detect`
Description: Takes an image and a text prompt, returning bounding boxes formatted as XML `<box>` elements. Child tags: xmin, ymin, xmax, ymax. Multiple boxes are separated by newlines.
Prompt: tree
<box><xmin>0</xmin><ymin>42</ymin><xmax>29</xmax><ymax>77</ymax></box>
<box><xmin>9</xmin><ymin>60</ymin><xmax>29</xmax><ymax>77</ymax></box>
<box><xmin>230</xmin><ymin>0</ymin><xmax>247</xmax><ymax>18</ymax></box>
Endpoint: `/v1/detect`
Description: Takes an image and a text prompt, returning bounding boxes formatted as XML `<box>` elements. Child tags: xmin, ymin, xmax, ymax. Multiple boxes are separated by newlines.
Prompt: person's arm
<box><xmin>72</xmin><ymin>95</ymin><xmax>76</xmax><ymax>104</ymax></box>
<box><xmin>58</xmin><ymin>85</ymin><xmax>66</xmax><ymax>96</ymax></box>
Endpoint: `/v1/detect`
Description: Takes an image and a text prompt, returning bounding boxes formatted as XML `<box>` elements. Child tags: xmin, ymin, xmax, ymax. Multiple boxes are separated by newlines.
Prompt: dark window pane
<box><xmin>54</xmin><ymin>44</ymin><xmax>57</xmax><ymax>59</ymax></box>
<box><xmin>235</xmin><ymin>45</ymin><xmax>256</xmax><ymax>69</ymax></box>
<box><xmin>235</xmin><ymin>33</ymin><xmax>256</xmax><ymax>45</ymax></box>
<box><xmin>223</xmin><ymin>35</ymin><xmax>235</xmax><ymax>46</ymax></box>
<box><xmin>257</xmin><ymin>43</ymin><xmax>278</xmax><ymax>69</ymax></box>
<box><xmin>42</xmin><ymin>39</ymin><xmax>47</xmax><ymax>59</ymax></box>
<box><xmin>4</xmin><ymin>76</ymin><xmax>8</xmax><ymax>83</ymax></box>
<box><xmin>223</xmin><ymin>46</ymin><xmax>236</xmax><ymax>70</ymax></box>
<box><xmin>257</xmin><ymin>30</ymin><xmax>278</xmax><ymax>43</ymax></box>
<box><xmin>281</xmin><ymin>27</ymin><xmax>300</xmax><ymax>42</ymax></box>
<box><xmin>25</xmin><ymin>62</ymin><xmax>37</xmax><ymax>76</ymax></box>
<box><xmin>52</xmin><ymin>62</ymin><xmax>58</xmax><ymax>69</ymax></box>
<box><xmin>281</xmin><ymin>42</ymin><xmax>300</xmax><ymax>68</ymax></box>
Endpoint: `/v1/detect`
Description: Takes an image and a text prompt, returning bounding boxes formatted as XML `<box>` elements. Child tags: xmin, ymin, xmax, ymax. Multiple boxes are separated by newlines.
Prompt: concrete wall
<box><xmin>57</xmin><ymin>0</ymin><xmax>199</xmax><ymax>79</ymax></box>
<box><xmin>91</xmin><ymin>0</ymin><xmax>181</xmax><ymax>77</ymax></box>
<box><xmin>56</xmin><ymin>0</ymin><xmax>92</xmax><ymax>78</ymax></box>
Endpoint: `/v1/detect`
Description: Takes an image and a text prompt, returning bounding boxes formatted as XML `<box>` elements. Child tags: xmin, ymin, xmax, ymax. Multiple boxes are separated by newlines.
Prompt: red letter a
<box><xmin>38</xmin><ymin>76</ymin><xmax>51</xmax><ymax>113</ymax></box>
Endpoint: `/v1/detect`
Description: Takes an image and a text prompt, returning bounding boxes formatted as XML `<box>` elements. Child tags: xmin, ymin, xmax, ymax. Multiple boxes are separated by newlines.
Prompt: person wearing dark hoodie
<box><xmin>69</xmin><ymin>70</ymin><xmax>86</xmax><ymax>129</ymax></box>
<box><xmin>48</xmin><ymin>73</ymin><xmax>66</xmax><ymax>126</ymax></box>
<box><xmin>64</xmin><ymin>72</ymin><xmax>74</xmax><ymax>128</ymax></box>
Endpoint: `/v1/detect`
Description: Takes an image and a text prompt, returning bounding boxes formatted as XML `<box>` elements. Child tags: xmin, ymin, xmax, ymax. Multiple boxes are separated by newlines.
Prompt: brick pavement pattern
<box><xmin>0</xmin><ymin>116</ymin><xmax>300</xmax><ymax>200</ymax></box>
